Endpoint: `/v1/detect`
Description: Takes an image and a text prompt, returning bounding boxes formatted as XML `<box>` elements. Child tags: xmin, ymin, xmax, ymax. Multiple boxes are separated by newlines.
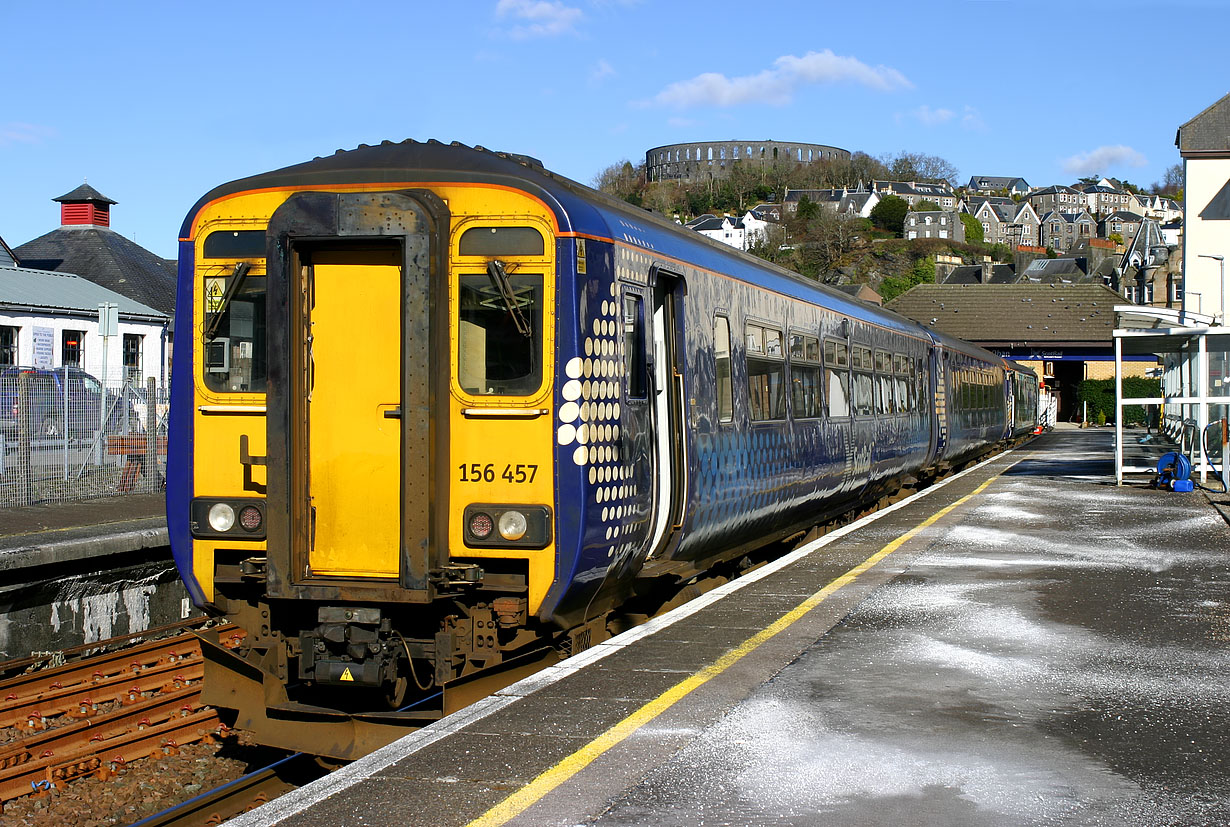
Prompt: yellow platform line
<box><xmin>467</xmin><ymin>473</ymin><xmax>1001</xmax><ymax>827</ymax></box>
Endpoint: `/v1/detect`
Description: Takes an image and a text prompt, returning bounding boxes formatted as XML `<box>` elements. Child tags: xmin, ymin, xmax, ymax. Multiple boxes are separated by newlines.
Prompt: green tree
<box><xmin>960</xmin><ymin>213</ymin><xmax>984</xmax><ymax>243</ymax></box>
<box><xmin>915</xmin><ymin>199</ymin><xmax>941</xmax><ymax>212</ymax></box>
<box><xmin>870</xmin><ymin>195</ymin><xmax>909</xmax><ymax>234</ymax></box>
<box><xmin>879</xmin><ymin>256</ymin><xmax>936</xmax><ymax>302</ymax></box>
<box><xmin>796</xmin><ymin>194</ymin><xmax>820</xmax><ymax>220</ymax></box>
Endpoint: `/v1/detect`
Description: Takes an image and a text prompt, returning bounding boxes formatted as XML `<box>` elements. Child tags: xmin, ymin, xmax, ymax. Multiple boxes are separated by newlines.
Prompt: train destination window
<box><xmin>823</xmin><ymin>339</ymin><xmax>849</xmax><ymax>418</ymax></box>
<box><xmin>790</xmin><ymin>332</ymin><xmax>821</xmax><ymax>419</ymax></box>
<box><xmin>458</xmin><ymin>227</ymin><xmax>545</xmax><ymax>257</ymax></box>
<box><xmin>204</xmin><ymin>230</ymin><xmax>266</xmax><ymax>259</ymax></box>
<box><xmin>746</xmin><ymin>323</ymin><xmax>785</xmax><ymax>421</ymax></box>
<box><xmin>202</xmin><ymin>264</ymin><xmax>266</xmax><ymax>393</ymax></box>
<box><xmin>714</xmin><ymin>316</ymin><xmax>733</xmax><ymax>423</ymax></box>
<box><xmin>458</xmin><ymin>267</ymin><xmax>544</xmax><ymax>396</ymax></box>
<box><xmin>624</xmin><ymin>295</ymin><xmax>647</xmax><ymax>399</ymax></box>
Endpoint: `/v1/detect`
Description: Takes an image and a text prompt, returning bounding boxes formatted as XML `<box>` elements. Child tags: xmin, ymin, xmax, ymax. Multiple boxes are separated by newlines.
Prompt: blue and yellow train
<box><xmin>168</xmin><ymin>140</ymin><xmax>1037</xmax><ymax>757</ymax></box>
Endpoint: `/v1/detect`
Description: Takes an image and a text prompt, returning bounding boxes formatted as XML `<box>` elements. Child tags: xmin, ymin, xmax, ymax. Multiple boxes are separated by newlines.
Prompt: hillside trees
<box><xmin>870</xmin><ymin>195</ymin><xmax>909</xmax><ymax>234</ymax></box>
<box><xmin>960</xmin><ymin>213</ymin><xmax>984</xmax><ymax>243</ymax></box>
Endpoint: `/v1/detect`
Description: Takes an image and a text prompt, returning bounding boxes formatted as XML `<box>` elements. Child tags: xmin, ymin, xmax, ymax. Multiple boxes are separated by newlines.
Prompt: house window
<box><xmin>123</xmin><ymin>333</ymin><xmax>142</xmax><ymax>381</ymax></box>
<box><xmin>62</xmin><ymin>330</ymin><xmax>85</xmax><ymax>367</ymax></box>
<box><xmin>0</xmin><ymin>326</ymin><xmax>16</xmax><ymax>365</ymax></box>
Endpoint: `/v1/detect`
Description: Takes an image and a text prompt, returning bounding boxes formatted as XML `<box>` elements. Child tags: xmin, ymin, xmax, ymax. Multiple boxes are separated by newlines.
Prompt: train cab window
<box><xmin>203</xmin><ymin>230</ymin><xmax>266</xmax><ymax>259</ymax></box>
<box><xmin>457</xmin><ymin>269</ymin><xmax>544</xmax><ymax>396</ymax></box>
<box><xmin>790</xmin><ymin>332</ymin><xmax>822</xmax><ymax>419</ymax></box>
<box><xmin>202</xmin><ymin>266</ymin><xmax>266</xmax><ymax>394</ymax></box>
<box><xmin>714</xmin><ymin>316</ymin><xmax>733</xmax><ymax>423</ymax></box>
<box><xmin>624</xmin><ymin>295</ymin><xmax>647</xmax><ymax>400</ymax></box>
<box><xmin>458</xmin><ymin>227</ymin><xmax>545</xmax><ymax>257</ymax></box>
<box><xmin>852</xmin><ymin>345</ymin><xmax>874</xmax><ymax>417</ymax></box>
<box><xmin>746</xmin><ymin>323</ymin><xmax>785</xmax><ymax>421</ymax></box>
<box><xmin>824</xmin><ymin>338</ymin><xmax>850</xmax><ymax>418</ymax></box>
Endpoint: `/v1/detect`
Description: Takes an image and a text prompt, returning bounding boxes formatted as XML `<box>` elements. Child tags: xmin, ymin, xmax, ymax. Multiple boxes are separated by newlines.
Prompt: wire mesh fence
<box><xmin>0</xmin><ymin>368</ymin><xmax>167</xmax><ymax>508</ymax></box>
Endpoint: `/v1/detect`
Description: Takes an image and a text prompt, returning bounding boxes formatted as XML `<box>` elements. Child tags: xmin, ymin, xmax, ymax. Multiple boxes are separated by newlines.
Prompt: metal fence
<box><xmin>0</xmin><ymin>370</ymin><xmax>168</xmax><ymax>508</ymax></box>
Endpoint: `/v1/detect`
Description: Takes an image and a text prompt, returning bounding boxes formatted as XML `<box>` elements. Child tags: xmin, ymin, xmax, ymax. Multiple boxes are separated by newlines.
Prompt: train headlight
<box><xmin>497</xmin><ymin>510</ymin><xmax>528</xmax><ymax>541</ymax></box>
<box><xmin>208</xmin><ymin>503</ymin><xmax>236</xmax><ymax>532</ymax></box>
<box><xmin>462</xmin><ymin>504</ymin><xmax>552</xmax><ymax>549</ymax></box>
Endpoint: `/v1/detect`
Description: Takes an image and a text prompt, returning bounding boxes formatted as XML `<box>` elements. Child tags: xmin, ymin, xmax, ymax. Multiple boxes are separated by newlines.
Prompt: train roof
<box><xmin>180</xmin><ymin>140</ymin><xmax>930</xmax><ymax>340</ymax></box>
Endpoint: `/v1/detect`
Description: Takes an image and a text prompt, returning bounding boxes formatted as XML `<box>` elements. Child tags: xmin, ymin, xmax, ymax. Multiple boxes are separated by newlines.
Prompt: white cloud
<box><xmin>641</xmin><ymin>49</ymin><xmax>911</xmax><ymax>109</ymax></box>
<box><xmin>590</xmin><ymin>59</ymin><xmax>616</xmax><ymax>84</ymax></box>
<box><xmin>960</xmin><ymin>106</ymin><xmax>987</xmax><ymax>132</ymax></box>
<box><xmin>494</xmin><ymin>0</ymin><xmax>582</xmax><ymax>39</ymax></box>
<box><xmin>0</xmin><ymin>122</ymin><xmax>55</xmax><ymax>146</ymax></box>
<box><xmin>913</xmin><ymin>105</ymin><xmax>955</xmax><ymax>126</ymax></box>
<box><xmin>1062</xmin><ymin>145</ymin><xmax>1147</xmax><ymax>176</ymax></box>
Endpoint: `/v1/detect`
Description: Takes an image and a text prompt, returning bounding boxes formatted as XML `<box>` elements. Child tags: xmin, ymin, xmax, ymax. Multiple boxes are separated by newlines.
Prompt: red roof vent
<box><xmin>54</xmin><ymin>183</ymin><xmax>117</xmax><ymax>228</ymax></box>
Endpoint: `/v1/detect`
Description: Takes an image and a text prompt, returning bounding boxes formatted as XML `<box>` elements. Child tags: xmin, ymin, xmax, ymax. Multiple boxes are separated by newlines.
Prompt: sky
<box><xmin>1</xmin><ymin>0</ymin><xmax>1227</xmax><ymax>260</ymax></box>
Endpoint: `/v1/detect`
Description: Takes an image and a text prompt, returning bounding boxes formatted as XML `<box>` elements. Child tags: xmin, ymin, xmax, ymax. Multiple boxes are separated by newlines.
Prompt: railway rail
<box><xmin>0</xmin><ymin>623</ymin><xmax>240</xmax><ymax>812</ymax></box>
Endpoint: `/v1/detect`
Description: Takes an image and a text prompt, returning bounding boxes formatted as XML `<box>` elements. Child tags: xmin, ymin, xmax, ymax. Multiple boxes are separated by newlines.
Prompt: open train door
<box><xmin>645</xmin><ymin>268</ymin><xmax>687</xmax><ymax>559</ymax></box>
<box><xmin>264</xmin><ymin>191</ymin><xmax>450</xmax><ymax>602</ymax></box>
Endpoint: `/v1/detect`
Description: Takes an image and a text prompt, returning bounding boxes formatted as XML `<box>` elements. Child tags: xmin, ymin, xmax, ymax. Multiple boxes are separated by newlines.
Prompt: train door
<box><xmin>646</xmin><ymin>270</ymin><xmax>687</xmax><ymax>559</ymax></box>
<box><xmin>265</xmin><ymin>191</ymin><xmax>447</xmax><ymax>598</ymax></box>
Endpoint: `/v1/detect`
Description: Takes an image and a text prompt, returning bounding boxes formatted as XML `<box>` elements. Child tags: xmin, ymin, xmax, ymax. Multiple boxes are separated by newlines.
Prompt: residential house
<box><xmin>871</xmin><ymin>180</ymin><xmax>958</xmax><ymax>209</ymax></box>
<box><xmin>904</xmin><ymin>210</ymin><xmax>964</xmax><ymax>242</ymax></box>
<box><xmin>1039</xmin><ymin>209</ymin><xmax>1096</xmax><ymax>252</ymax></box>
<box><xmin>1098</xmin><ymin>210</ymin><xmax>1144</xmax><ymax>244</ymax></box>
<box><xmin>966</xmin><ymin>176</ymin><xmax>1031</xmax><ymax>197</ymax></box>
<box><xmin>1075</xmin><ymin>183</ymin><xmax>1137</xmax><ymax>217</ymax></box>
<box><xmin>686</xmin><ymin>213</ymin><xmax>769</xmax><ymax>250</ymax></box>
<box><xmin>1176</xmin><ymin>90</ymin><xmax>1230</xmax><ymax>323</ymax></box>
<box><xmin>782</xmin><ymin>188</ymin><xmax>880</xmax><ymax>218</ymax></box>
<box><xmin>972</xmin><ymin>199</ymin><xmax>1040</xmax><ymax>248</ymax></box>
<box><xmin>1027</xmin><ymin>185</ymin><xmax>1085</xmax><ymax>217</ymax></box>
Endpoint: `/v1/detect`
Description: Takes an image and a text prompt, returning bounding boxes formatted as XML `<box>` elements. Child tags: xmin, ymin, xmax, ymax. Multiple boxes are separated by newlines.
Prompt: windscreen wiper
<box><xmin>204</xmin><ymin>262</ymin><xmax>252</xmax><ymax>342</ymax></box>
<box><xmin>486</xmin><ymin>260</ymin><xmax>532</xmax><ymax>338</ymax></box>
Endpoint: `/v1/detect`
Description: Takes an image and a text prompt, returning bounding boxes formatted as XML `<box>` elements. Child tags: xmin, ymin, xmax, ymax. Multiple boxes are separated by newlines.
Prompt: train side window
<box><xmin>746</xmin><ymin>323</ymin><xmax>785</xmax><ymax>421</ymax></box>
<box><xmin>790</xmin><ymin>332</ymin><xmax>822</xmax><ymax>419</ymax></box>
<box><xmin>714</xmin><ymin>315</ymin><xmax>733</xmax><ymax>423</ymax></box>
<box><xmin>824</xmin><ymin>338</ymin><xmax>850</xmax><ymax>417</ymax></box>
<box><xmin>852</xmin><ymin>345</ymin><xmax>873</xmax><ymax>417</ymax></box>
<box><xmin>873</xmin><ymin>350</ymin><xmax>891</xmax><ymax>414</ymax></box>
<box><xmin>624</xmin><ymin>295</ymin><xmax>647</xmax><ymax>399</ymax></box>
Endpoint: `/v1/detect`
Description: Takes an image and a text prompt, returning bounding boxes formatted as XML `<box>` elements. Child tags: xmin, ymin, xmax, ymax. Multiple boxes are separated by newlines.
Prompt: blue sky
<box><xmin>2</xmin><ymin>0</ymin><xmax>1226</xmax><ymax>259</ymax></box>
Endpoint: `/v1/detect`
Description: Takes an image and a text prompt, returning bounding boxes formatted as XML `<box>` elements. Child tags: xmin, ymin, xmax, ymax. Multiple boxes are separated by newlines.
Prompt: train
<box><xmin>167</xmin><ymin>140</ymin><xmax>1038</xmax><ymax>758</ymax></box>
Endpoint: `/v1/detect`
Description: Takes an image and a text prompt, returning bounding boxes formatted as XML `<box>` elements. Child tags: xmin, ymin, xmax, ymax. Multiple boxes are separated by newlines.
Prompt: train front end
<box><xmin>168</xmin><ymin>153</ymin><xmax>569</xmax><ymax>757</ymax></box>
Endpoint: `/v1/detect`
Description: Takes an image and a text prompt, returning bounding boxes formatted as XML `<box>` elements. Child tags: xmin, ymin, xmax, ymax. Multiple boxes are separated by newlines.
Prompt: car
<box><xmin>0</xmin><ymin>366</ymin><xmax>140</xmax><ymax>440</ymax></box>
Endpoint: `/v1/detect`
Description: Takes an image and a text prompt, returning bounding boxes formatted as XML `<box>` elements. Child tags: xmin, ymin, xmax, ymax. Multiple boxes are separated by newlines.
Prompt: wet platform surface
<box><xmin>234</xmin><ymin>429</ymin><xmax>1230</xmax><ymax>827</ymax></box>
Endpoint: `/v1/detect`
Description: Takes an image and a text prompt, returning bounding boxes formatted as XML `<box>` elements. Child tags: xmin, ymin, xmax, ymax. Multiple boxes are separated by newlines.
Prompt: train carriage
<box><xmin>169</xmin><ymin>140</ymin><xmax>1035</xmax><ymax>757</ymax></box>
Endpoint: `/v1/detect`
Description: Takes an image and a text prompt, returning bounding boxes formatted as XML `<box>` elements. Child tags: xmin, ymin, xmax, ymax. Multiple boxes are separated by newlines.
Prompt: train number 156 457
<box><xmin>458</xmin><ymin>463</ymin><xmax>539</xmax><ymax>484</ymax></box>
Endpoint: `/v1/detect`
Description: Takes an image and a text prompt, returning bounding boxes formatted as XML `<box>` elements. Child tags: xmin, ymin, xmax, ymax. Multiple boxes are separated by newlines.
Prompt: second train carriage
<box><xmin>168</xmin><ymin>140</ymin><xmax>1036</xmax><ymax>756</ymax></box>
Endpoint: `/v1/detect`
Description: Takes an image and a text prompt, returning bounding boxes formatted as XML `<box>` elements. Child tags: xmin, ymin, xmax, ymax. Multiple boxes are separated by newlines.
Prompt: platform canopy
<box><xmin>1112</xmin><ymin>305</ymin><xmax>1230</xmax><ymax>484</ymax></box>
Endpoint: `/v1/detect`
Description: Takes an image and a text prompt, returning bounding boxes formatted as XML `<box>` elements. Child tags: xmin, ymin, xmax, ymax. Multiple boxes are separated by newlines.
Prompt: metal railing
<box><xmin>0</xmin><ymin>371</ymin><xmax>167</xmax><ymax>508</ymax></box>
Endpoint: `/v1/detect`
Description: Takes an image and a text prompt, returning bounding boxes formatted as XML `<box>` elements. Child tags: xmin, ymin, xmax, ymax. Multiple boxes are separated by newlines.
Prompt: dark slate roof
<box><xmin>53</xmin><ymin>183</ymin><xmax>117</xmax><ymax>205</ymax></box>
<box><xmin>1021</xmin><ymin>257</ymin><xmax>1090</xmax><ymax>281</ymax></box>
<box><xmin>1176</xmin><ymin>91</ymin><xmax>1230</xmax><ymax>154</ymax></box>
<box><xmin>1199</xmin><ymin>179</ymin><xmax>1230</xmax><ymax>220</ymax></box>
<box><xmin>885</xmin><ymin>284</ymin><xmax>1122</xmax><ymax>345</ymax></box>
<box><xmin>690</xmin><ymin>216</ymin><xmax>744</xmax><ymax>232</ymax></box>
<box><xmin>967</xmin><ymin>176</ymin><xmax>1028</xmax><ymax>190</ymax></box>
<box><xmin>0</xmin><ymin>234</ymin><xmax>16</xmax><ymax>267</ymax></box>
<box><xmin>14</xmin><ymin>227</ymin><xmax>176</xmax><ymax>315</ymax></box>
<box><xmin>1030</xmin><ymin>185</ymin><xmax>1081</xmax><ymax>196</ymax></box>
<box><xmin>1102</xmin><ymin>210</ymin><xmax>1144</xmax><ymax>222</ymax></box>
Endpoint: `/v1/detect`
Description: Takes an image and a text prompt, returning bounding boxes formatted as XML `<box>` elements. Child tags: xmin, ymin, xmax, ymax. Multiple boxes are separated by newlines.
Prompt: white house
<box><xmin>1176</xmin><ymin>91</ymin><xmax>1230</xmax><ymax>323</ymax></box>
<box><xmin>0</xmin><ymin>263</ymin><xmax>169</xmax><ymax>387</ymax></box>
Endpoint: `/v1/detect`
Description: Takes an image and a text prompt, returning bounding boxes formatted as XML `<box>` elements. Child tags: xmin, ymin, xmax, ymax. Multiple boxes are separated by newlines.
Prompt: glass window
<box><xmin>853</xmin><ymin>371</ymin><xmax>873</xmax><ymax>416</ymax></box>
<box><xmin>123</xmin><ymin>333</ymin><xmax>142</xmax><ymax>380</ymax></box>
<box><xmin>458</xmin><ymin>226</ymin><xmax>544</xmax><ymax>257</ymax></box>
<box><xmin>458</xmin><ymin>272</ymin><xmax>543</xmax><ymax>396</ymax></box>
<box><xmin>824</xmin><ymin>339</ymin><xmax>850</xmax><ymax>417</ymax></box>
<box><xmin>203</xmin><ymin>272</ymin><xmax>267</xmax><ymax>394</ymax></box>
<box><xmin>204</xmin><ymin>230</ymin><xmax>266</xmax><ymax>259</ymax></box>
<box><xmin>791</xmin><ymin>332</ymin><xmax>822</xmax><ymax>419</ymax></box>
<box><xmin>624</xmin><ymin>295</ymin><xmax>647</xmax><ymax>399</ymax></box>
<box><xmin>62</xmin><ymin>330</ymin><xmax>84</xmax><ymax>367</ymax></box>
<box><xmin>714</xmin><ymin>316</ymin><xmax>733</xmax><ymax>423</ymax></box>
<box><xmin>747</xmin><ymin>324</ymin><xmax>785</xmax><ymax>421</ymax></box>
<box><xmin>0</xmin><ymin>326</ymin><xmax>16</xmax><ymax>366</ymax></box>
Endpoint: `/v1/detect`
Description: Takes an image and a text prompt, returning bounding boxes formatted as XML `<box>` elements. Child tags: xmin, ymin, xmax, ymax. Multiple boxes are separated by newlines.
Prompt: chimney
<box><xmin>981</xmin><ymin>256</ymin><xmax>993</xmax><ymax>284</ymax></box>
<box><xmin>54</xmin><ymin>183</ymin><xmax>117</xmax><ymax>228</ymax></box>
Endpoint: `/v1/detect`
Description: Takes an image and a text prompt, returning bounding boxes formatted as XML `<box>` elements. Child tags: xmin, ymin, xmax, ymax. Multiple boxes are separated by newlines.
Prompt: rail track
<box><xmin>0</xmin><ymin>621</ymin><xmax>241</xmax><ymax>813</ymax></box>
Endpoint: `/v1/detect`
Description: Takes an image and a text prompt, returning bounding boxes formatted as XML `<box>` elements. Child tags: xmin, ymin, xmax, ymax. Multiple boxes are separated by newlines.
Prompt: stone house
<box><xmin>966</xmin><ymin>176</ymin><xmax>1031</xmax><ymax>197</ymax></box>
<box><xmin>1040</xmin><ymin>209</ymin><xmax>1097</xmax><ymax>252</ymax></box>
<box><xmin>1028</xmin><ymin>185</ymin><xmax>1085</xmax><ymax>217</ymax></box>
<box><xmin>972</xmin><ymin>199</ymin><xmax>1040</xmax><ymax>248</ymax></box>
<box><xmin>904</xmin><ymin>210</ymin><xmax>965</xmax><ymax>242</ymax></box>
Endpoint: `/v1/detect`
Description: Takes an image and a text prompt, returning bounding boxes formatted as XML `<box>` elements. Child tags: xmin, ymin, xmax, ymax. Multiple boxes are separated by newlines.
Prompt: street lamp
<box><xmin>1197</xmin><ymin>253</ymin><xmax>1225</xmax><ymax>325</ymax></box>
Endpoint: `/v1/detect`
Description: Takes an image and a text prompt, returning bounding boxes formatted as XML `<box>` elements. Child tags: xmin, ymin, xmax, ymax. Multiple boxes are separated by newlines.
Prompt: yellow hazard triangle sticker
<box><xmin>340</xmin><ymin>667</ymin><xmax>355</xmax><ymax>682</ymax></box>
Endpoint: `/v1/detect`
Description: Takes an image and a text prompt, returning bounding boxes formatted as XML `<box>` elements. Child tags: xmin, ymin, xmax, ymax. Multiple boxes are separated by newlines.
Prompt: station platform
<box><xmin>229</xmin><ymin>428</ymin><xmax>1230</xmax><ymax>827</ymax></box>
<box><xmin>0</xmin><ymin>492</ymin><xmax>167</xmax><ymax>572</ymax></box>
